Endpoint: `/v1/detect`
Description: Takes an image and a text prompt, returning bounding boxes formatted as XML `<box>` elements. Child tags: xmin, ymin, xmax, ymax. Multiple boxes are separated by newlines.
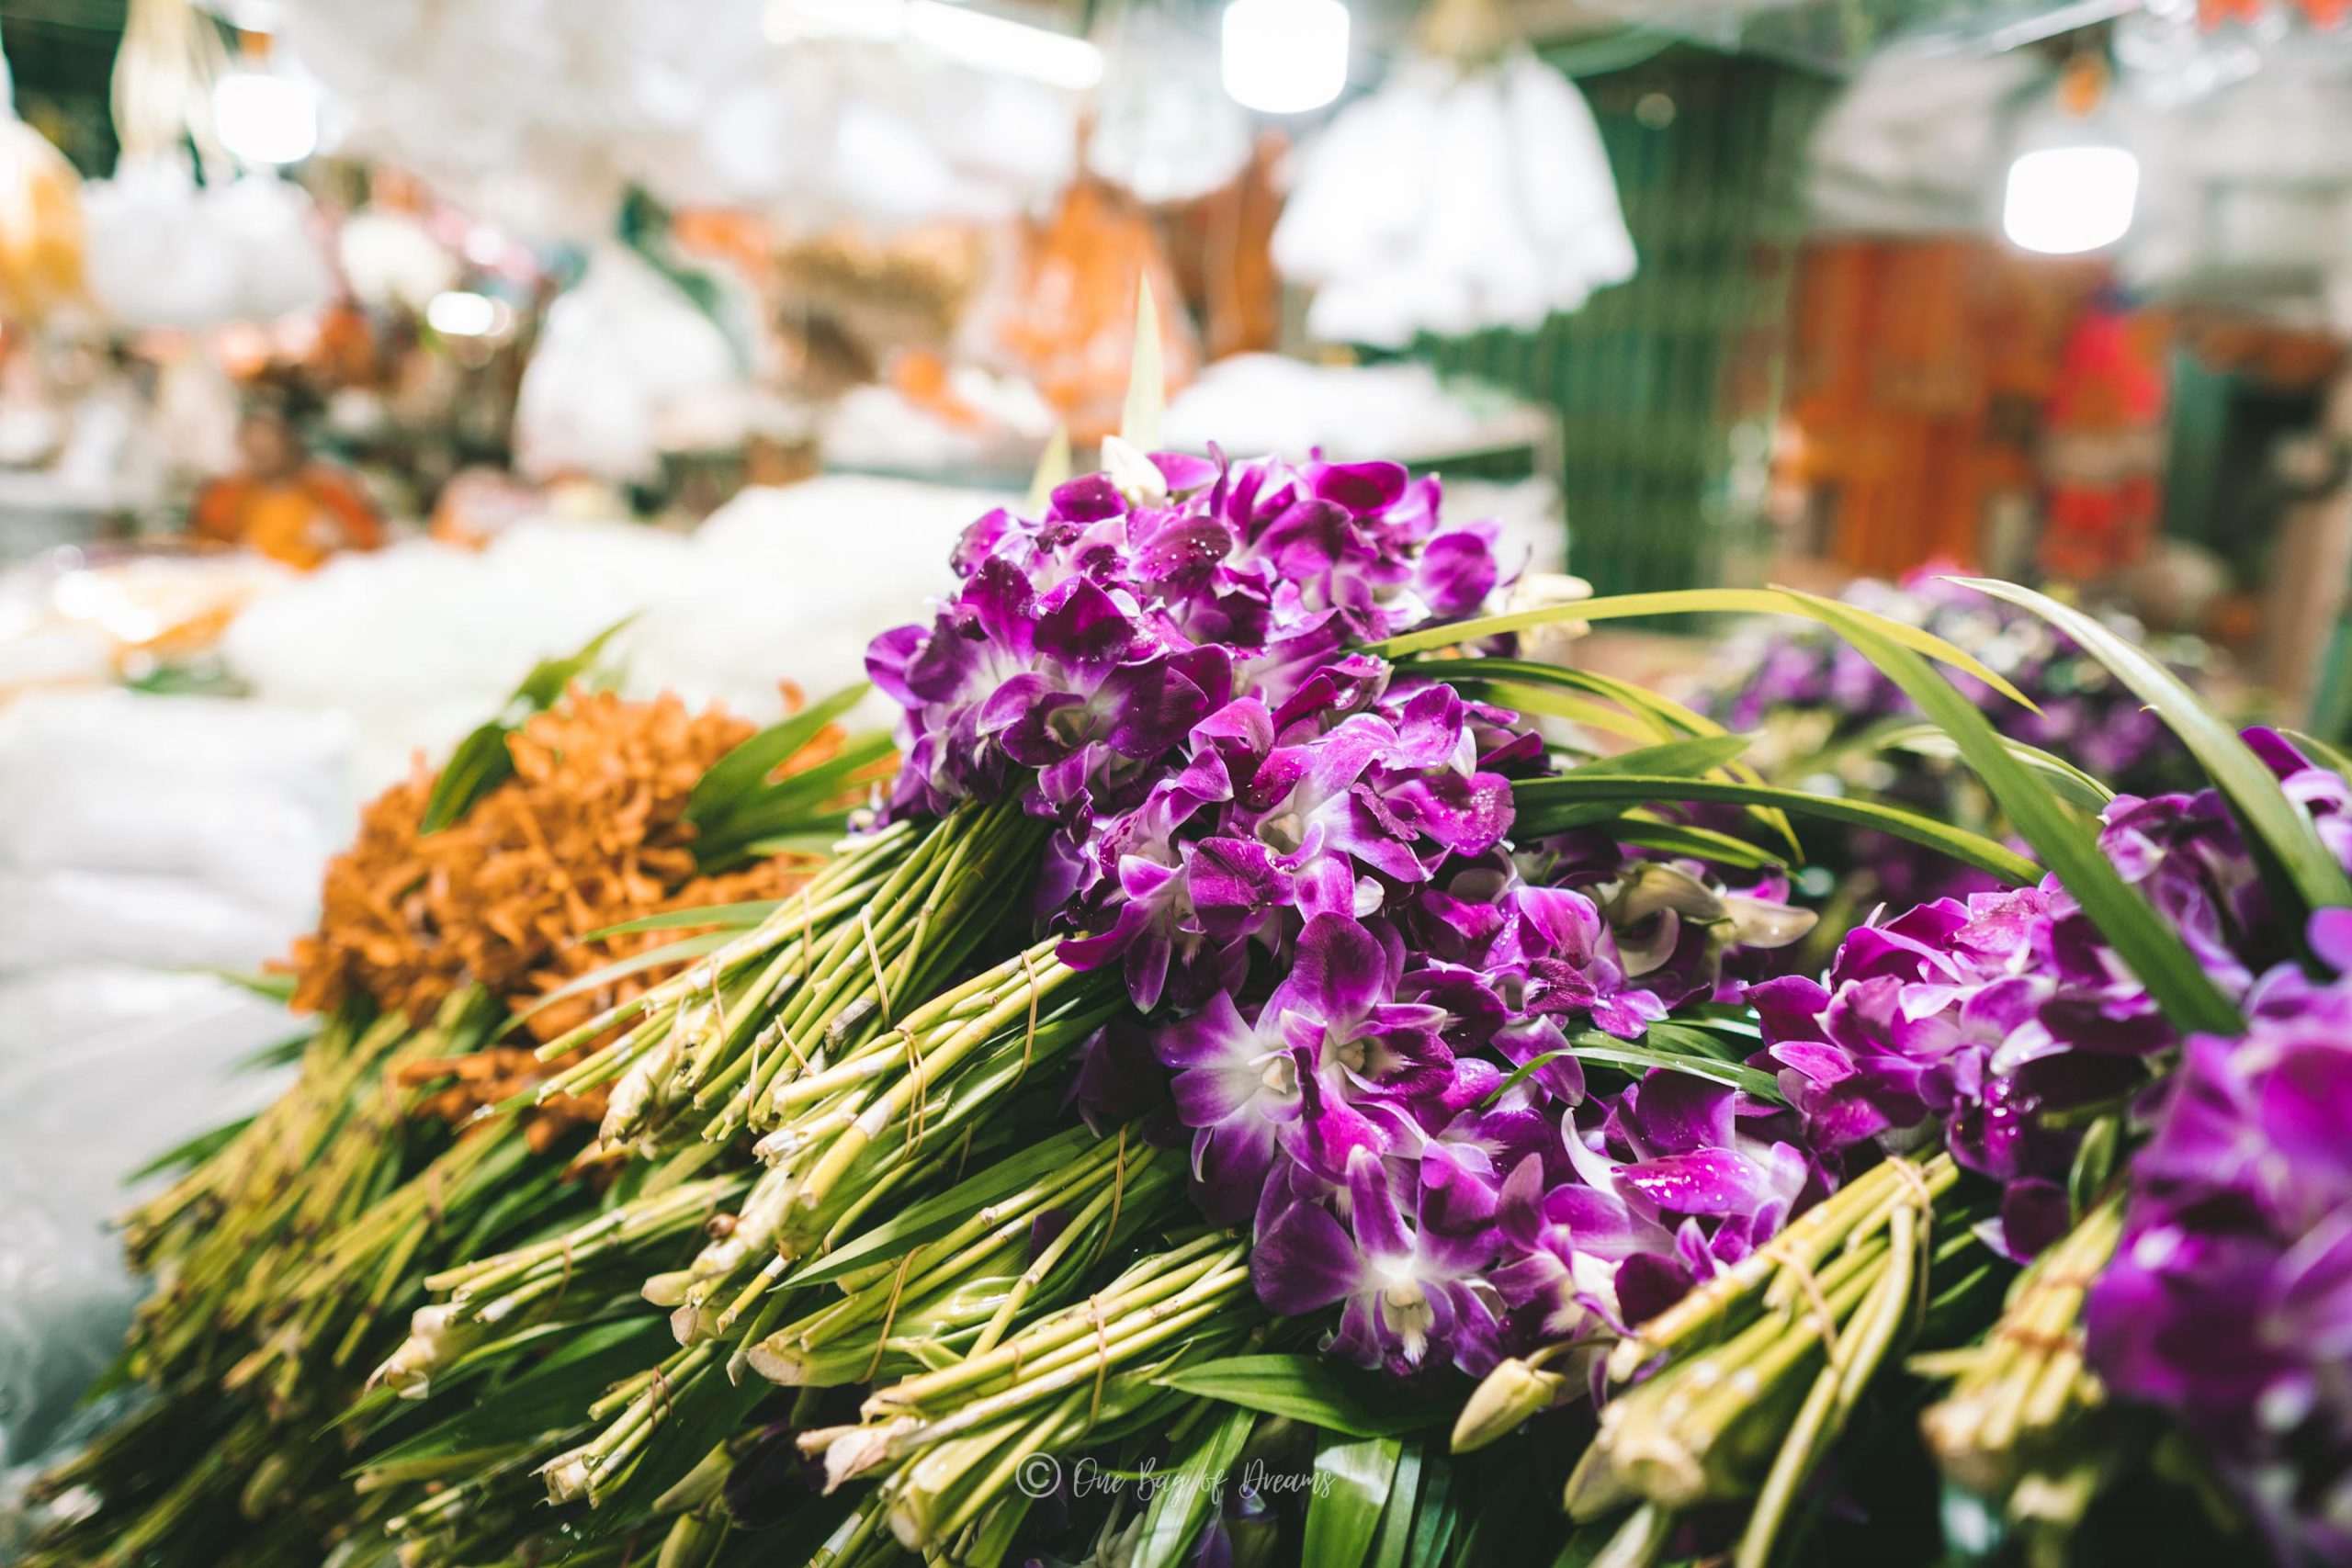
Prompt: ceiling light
<box><xmin>1222</xmin><ymin>0</ymin><xmax>1349</xmax><ymax>115</ymax></box>
<box><xmin>2003</xmin><ymin>144</ymin><xmax>2140</xmax><ymax>254</ymax></box>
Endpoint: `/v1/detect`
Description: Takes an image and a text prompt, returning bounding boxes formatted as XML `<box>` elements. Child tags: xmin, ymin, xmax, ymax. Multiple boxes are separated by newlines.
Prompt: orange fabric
<box><xmin>995</xmin><ymin>176</ymin><xmax>1197</xmax><ymax>446</ymax></box>
<box><xmin>191</xmin><ymin>466</ymin><xmax>384</xmax><ymax>570</ymax></box>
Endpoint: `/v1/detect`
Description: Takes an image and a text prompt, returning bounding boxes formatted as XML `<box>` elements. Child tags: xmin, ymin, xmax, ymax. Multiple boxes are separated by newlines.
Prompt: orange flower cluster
<box><xmin>285</xmin><ymin>687</ymin><xmax>847</xmax><ymax>1148</ymax></box>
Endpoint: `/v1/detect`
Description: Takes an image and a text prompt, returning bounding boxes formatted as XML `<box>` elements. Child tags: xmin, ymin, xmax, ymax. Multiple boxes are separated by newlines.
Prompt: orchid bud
<box><xmin>1453</xmin><ymin>1356</ymin><xmax>1566</xmax><ymax>1452</ymax></box>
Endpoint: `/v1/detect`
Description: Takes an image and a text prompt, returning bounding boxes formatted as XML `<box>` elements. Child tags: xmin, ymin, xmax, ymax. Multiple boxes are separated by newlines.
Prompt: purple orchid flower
<box><xmin>2089</xmin><ymin>969</ymin><xmax>2352</xmax><ymax>1567</ymax></box>
<box><xmin>1253</xmin><ymin>1145</ymin><xmax>1506</xmax><ymax>1376</ymax></box>
<box><xmin>1154</xmin><ymin>915</ymin><xmax>1450</xmax><ymax>1221</ymax></box>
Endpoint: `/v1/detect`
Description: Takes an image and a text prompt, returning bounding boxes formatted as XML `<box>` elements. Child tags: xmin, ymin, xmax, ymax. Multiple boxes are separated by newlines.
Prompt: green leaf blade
<box><xmin>1373</xmin><ymin>589</ymin><xmax>2038</xmax><ymax>711</ymax></box>
<box><xmin>684</xmin><ymin>684</ymin><xmax>869</xmax><ymax>832</ymax></box>
<box><xmin>1304</xmin><ymin>1435</ymin><xmax>1402</xmax><ymax>1568</ymax></box>
<box><xmin>1955</xmin><ymin>577</ymin><xmax>2352</xmax><ymax>916</ymax></box>
<box><xmin>1510</xmin><ymin>773</ymin><xmax>2041</xmax><ymax>886</ymax></box>
<box><xmin>1153</xmin><ymin>1355</ymin><xmax>1444</xmax><ymax>1439</ymax></box>
<box><xmin>1794</xmin><ymin>591</ymin><xmax>2243</xmax><ymax>1036</ymax></box>
<box><xmin>1134</xmin><ymin>1405</ymin><xmax>1256</xmax><ymax>1568</ymax></box>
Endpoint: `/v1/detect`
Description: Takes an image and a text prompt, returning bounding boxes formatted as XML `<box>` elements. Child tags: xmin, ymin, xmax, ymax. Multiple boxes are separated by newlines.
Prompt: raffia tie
<box><xmin>863</xmin><ymin>1244</ymin><xmax>925</xmax><ymax>1382</ymax></box>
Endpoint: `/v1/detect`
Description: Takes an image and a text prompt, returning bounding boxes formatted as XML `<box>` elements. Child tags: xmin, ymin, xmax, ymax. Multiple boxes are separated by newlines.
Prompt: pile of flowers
<box><xmin>1756</xmin><ymin>730</ymin><xmax>2347</xmax><ymax>1250</ymax></box>
<box><xmin>869</xmin><ymin>446</ymin><xmax>1823</xmax><ymax>1380</ymax></box>
<box><xmin>28</xmin><ymin>427</ymin><xmax>2352</xmax><ymax>1568</ymax></box>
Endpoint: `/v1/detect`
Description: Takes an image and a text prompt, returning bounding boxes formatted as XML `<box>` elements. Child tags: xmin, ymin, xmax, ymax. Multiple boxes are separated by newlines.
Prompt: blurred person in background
<box><xmin>189</xmin><ymin>389</ymin><xmax>384</xmax><ymax>570</ymax></box>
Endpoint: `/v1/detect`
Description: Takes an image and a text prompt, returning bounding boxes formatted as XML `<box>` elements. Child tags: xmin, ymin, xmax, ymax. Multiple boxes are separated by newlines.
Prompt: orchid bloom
<box><xmin>1254</xmin><ymin>1145</ymin><xmax>1505</xmax><ymax>1376</ymax></box>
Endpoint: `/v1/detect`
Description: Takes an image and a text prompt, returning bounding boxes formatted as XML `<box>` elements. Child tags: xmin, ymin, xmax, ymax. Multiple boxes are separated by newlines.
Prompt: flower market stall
<box><xmin>4</xmin><ymin>2</ymin><xmax>2352</xmax><ymax>1567</ymax></box>
<box><xmin>11</xmin><ymin>387</ymin><xmax>2352</xmax><ymax>1566</ymax></box>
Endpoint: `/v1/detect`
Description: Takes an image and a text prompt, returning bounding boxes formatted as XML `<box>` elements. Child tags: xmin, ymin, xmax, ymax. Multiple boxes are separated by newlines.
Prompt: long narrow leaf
<box><xmin>1374</xmin><ymin>590</ymin><xmax>2037</xmax><ymax>711</ymax></box>
<box><xmin>1599</xmin><ymin>818</ymin><xmax>1786</xmax><ymax>870</ymax></box>
<box><xmin>1410</xmin><ymin>657</ymin><xmax>1800</xmax><ymax>856</ymax></box>
<box><xmin>192</xmin><ymin>965</ymin><xmax>298</xmax><ymax>1004</ymax></box>
<box><xmin>684</xmin><ymin>684</ymin><xmax>870</xmax><ymax>830</ymax></box>
<box><xmin>739</xmin><ymin>824</ymin><xmax>854</xmax><ymax>858</ymax></box>
<box><xmin>582</xmin><ymin>900</ymin><xmax>786</xmax><ymax>942</ymax></box>
<box><xmin>1403</xmin><ymin>1452</ymin><xmax>1457</xmax><ymax>1566</ymax></box>
<box><xmin>1795</xmin><ymin>591</ymin><xmax>2243</xmax><ymax>1035</ymax></box>
<box><xmin>1871</xmin><ymin>721</ymin><xmax>2114</xmax><ymax>813</ymax></box>
<box><xmin>1487</xmin><ymin>1036</ymin><xmax>1782</xmax><ymax>1104</ymax></box>
<box><xmin>515</xmin><ymin>615</ymin><xmax>637</xmax><ymax>708</ymax></box>
<box><xmin>1367</xmin><ymin>1439</ymin><xmax>1426</xmax><ymax>1568</ymax></box>
<box><xmin>126</xmin><ymin>1115</ymin><xmax>256</xmax><ymax>1182</ymax></box>
<box><xmin>1134</xmin><ymin>1405</ymin><xmax>1256</xmax><ymax>1568</ymax></box>
<box><xmin>1400</xmin><ymin>658</ymin><xmax>1719</xmax><ymax>739</ymax></box>
<box><xmin>1957</xmin><ymin>577</ymin><xmax>2352</xmax><ymax>915</ymax></box>
<box><xmin>1122</xmin><ymin>275</ymin><xmax>1165</xmax><ymax>451</ymax></box>
<box><xmin>1566</xmin><ymin>733</ymin><xmax>1754</xmax><ymax>780</ymax></box>
<box><xmin>1304</xmin><ymin>1436</ymin><xmax>1402</xmax><ymax>1568</ymax></box>
<box><xmin>511</xmin><ymin>929</ymin><xmax>736</xmax><ymax>1021</ymax></box>
<box><xmin>1466</xmin><ymin>680</ymin><xmax>1658</xmax><ymax>742</ymax></box>
<box><xmin>1511</xmin><ymin>773</ymin><xmax>2041</xmax><ymax>886</ymax></box>
<box><xmin>1154</xmin><ymin>1355</ymin><xmax>1444</xmax><ymax>1438</ymax></box>
<box><xmin>692</xmin><ymin>733</ymin><xmax>897</xmax><ymax>866</ymax></box>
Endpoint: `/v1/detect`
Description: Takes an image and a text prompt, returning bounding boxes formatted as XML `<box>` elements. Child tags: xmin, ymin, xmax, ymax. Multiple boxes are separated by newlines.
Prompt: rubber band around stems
<box><xmin>864</xmin><ymin>1244</ymin><xmax>926</xmax><ymax>1382</ymax></box>
<box><xmin>1885</xmin><ymin>1155</ymin><xmax>1934</xmax><ymax>1214</ymax></box>
<box><xmin>1094</xmin><ymin>1129</ymin><xmax>1131</xmax><ymax>1267</ymax></box>
<box><xmin>1781</xmin><ymin>1248</ymin><xmax>1842</xmax><ymax>1363</ymax></box>
<box><xmin>1018</xmin><ymin>950</ymin><xmax>1041</xmax><ymax>1079</ymax></box>
<box><xmin>905</xmin><ymin>1028</ymin><xmax>929</xmax><ymax>1153</ymax></box>
<box><xmin>1086</xmin><ymin>1303</ymin><xmax>1112</xmax><ymax>1431</ymax></box>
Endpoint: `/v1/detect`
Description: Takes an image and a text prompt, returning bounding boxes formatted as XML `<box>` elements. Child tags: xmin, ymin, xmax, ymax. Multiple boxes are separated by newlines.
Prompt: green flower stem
<box><xmin>526</xmin><ymin>846</ymin><xmax>896</xmax><ymax>1065</ymax></box>
<box><xmin>1609</xmin><ymin>1156</ymin><xmax>1956</xmax><ymax>1382</ymax></box>
<box><xmin>1600</xmin><ymin>1235</ymin><xmax>1889</xmax><ymax>1508</ymax></box>
<box><xmin>966</xmin><ymin>1141</ymin><xmax>1171</xmax><ymax>1357</ymax></box>
<box><xmin>1578</xmin><ymin>1156</ymin><xmax>1957</xmax><ymax>1522</ymax></box>
<box><xmin>749</xmin><ymin>1144</ymin><xmax>1182</xmax><ymax>1386</ymax></box>
<box><xmin>1918</xmin><ymin>1194</ymin><xmax>2123</xmax><ymax>1498</ymax></box>
<box><xmin>1733</xmin><ymin>1201</ymin><xmax>1922</xmax><ymax>1568</ymax></box>
<box><xmin>860</xmin><ymin>1233</ymin><xmax>1239</xmax><ymax>1418</ymax></box>
<box><xmin>429</xmin><ymin>1175</ymin><xmax>747</xmax><ymax>1305</ymax></box>
<box><xmin>875</xmin><ymin>1260</ymin><xmax>1250</xmax><ymax>1456</ymax></box>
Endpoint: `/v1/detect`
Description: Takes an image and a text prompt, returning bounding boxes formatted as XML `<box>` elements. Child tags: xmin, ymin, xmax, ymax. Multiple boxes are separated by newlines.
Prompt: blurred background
<box><xmin>3</xmin><ymin>0</ymin><xmax>2351</xmax><ymax>1504</ymax></box>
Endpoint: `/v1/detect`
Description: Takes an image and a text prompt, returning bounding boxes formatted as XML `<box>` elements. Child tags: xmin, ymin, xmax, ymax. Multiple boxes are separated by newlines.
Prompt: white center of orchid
<box><xmin>1260</xmin><ymin>1055</ymin><xmax>1299</xmax><ymax>1096</ymax></box>
<box><xmin>1333</xmin><ymin>1034</ymin><xmax>1368</xmax><ymax>1075</ymax></box>
<box><xmin>1379</xmin><ymin>1277</ymin><xmax>1435</xmax><ymax>1360</ymax></box>
<box><xmin>1261</xmin><ymin>811</ymin><xmax>1306</xmax><ymax>852</ymax></box>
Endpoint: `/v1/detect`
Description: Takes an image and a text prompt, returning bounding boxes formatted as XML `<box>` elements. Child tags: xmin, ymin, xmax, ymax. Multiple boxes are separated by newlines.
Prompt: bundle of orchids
<box><xmin>27</xmin><ymin>373</ymin><xmax>2352</xmax><ymax>1568</ymax></box>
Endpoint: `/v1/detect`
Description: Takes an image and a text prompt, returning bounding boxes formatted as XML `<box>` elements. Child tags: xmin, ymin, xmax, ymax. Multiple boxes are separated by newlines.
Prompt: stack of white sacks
<box><xmin>0</xmin><ymin>691</ymin><xmax>353</xmax><ymax>1510</ymax></box>
<box><xmin>221</xmin><ymin>474</ymin><xmax>1013</xmax><ymax>788</ymax></box>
